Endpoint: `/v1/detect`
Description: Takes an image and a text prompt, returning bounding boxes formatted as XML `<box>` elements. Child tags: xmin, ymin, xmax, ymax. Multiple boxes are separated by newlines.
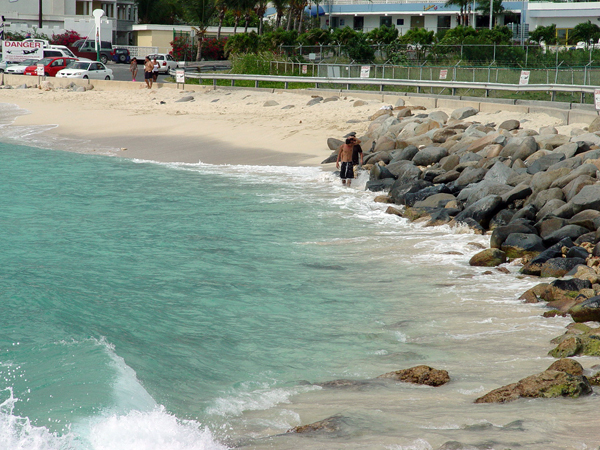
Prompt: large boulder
<box><xmin>499</xmin><ymin>119</ymin><xmax>520</xmax><ymax>131</ymax></box>
<box><xmin>474</xmin><ymin>364</ymin><xmax>592</xmax><ymax>403</ymax></box>
<box><xmin>483</xmin><ymin>161</ymin><xmax>515</xmax><ymax>185</ymax></box>
<box><xmin>469</xmin><ymin>248</ymin><xmax>507</xmax><ymax>267</ymax></box>
<box><xmin>490</xmin><ymin>222</ymin><xmax>538</xmax><ymax>248</ymax></box>
<box><xmin>569</xmin><ymin>296</ymin><xmax>600</xmax><ymax>322</ymax></box>
<box><xmin>414</xmin><ymin>193</ymin><xmax>456</xmax><ymax>208</ymax></box>
<box><xmin>540</xmin><ymin>257</ymin><xmax>587</xmax><ymax>278</ymax></box>
<box><xmin>412</xmin><ymin>146</ymin><xmax>448</xmax><ymax>166</ymax></box>
<box><xmin>454</xmin><ymin>195</ymin><xmax>503</xmax><ymax>229</ymax></box>
<box><xmin>455</xmin><ymin>167</ymin><xmax>487</xmax><ymax>188</ymax></box>
<box><xmin>404</xmin><ymin>185</ymin><xmax>452</xmax><ymax>207</ymax></box>
<box><xmin>288</xmin><ymin>415</ymin><xmax>345</xmax><ymax>434</ymax></box>
<box><xmin>527</xmin><ymin>153</ymin><xmax>566</xmax><ymax>174</ymax></box>
<box><xmin>327</xmin><ymin>137</ymin><xmax>343</xmax><ymax>150</ymax></box>
<box><xmin>377</xmin><ymin>365</ymin><xmax>450</xmax><ymax>386</ymax></box>
<box><xmin>543</xmin><ymin>224</ymin><xmax>591</xmax><ymax>246</ymax></box>
<box><xmin>389</xmin><ymin>179</ymin><xmax>432</xmax><ymax>204</ymax></box>
<box><xmin>520</xmin><ymin>239</ymin><xmax>572</xmax><ymax>275</ymax></box>
<box><xmin>563</xmin><ymin>175</ymin><xmax>595</xmax><ymax>203</ymax></box>
<box><xmin>571</xmin><ymin>184</ymin><xmax>600</xmax><ymax>214</ymax></box>
<box><xmin>501</xmin><ymin>233</ymin><xmax>545</xmax><ymax>259</ymax></box>
<box><xmin>450</xmin><ymin>106</ymin><xmax>478</xmax><ymax>120</ymax></box>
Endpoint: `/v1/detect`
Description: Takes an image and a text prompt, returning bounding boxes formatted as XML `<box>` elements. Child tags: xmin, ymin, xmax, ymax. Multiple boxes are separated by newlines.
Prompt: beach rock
<box><xmin>377</xmin><ymin>365</ymin><xmax>450</xmax><ymax>386</ymax></box>
<box><xmin>527</xmin><ymin>153</ymin><xmax>566</xmax><ymax>175</ymax></box>
<box><xmin>429</xmin><ymin>111</ymin><xmax>448</xmax><ymax>124</ymax></box>
<box><xmin>530</xmin><ymin>168</ymin><xmax>572</xmax><ymax>193</ymax></box>
<box><xmin>549</xmin><ymin>336</ymin><xmax>583</xmax><ymax>358</ymax></box>
<box><xmin>540</xmin><ymin>126</ymin><xmax>558</xmax><ymax>135</ymax></box>
<box><xmin>454</xmin><ymin>195</ymin><xmax>503</xmax><ymax>229</ymax></box>
<box><xmin>490</xmin><ymin>223</ymin><xmax>537</xmax><ymax>248</ymax></box>
<box><xmin>543</xmin><ymin>224</ymin><xmax>590</xmax><ymax>246</ymax></box>
<box><xmin>288</xmin><ymin>415</ymin><xmax>344</xmax><ymax>433</ymax></box>
<box><xmin>404</xmin><ymin>185</ymin><xmax>452</xmax><ymax>207</ymax></box>
<box><xmin>306</xmin><ymin>97</ymin><xmax>323</xmax><ymax>106</ymax></box>
<box><xmin>426</xmin><ymin>209</ymin><xmax>454</xmax><ymax>227</ymax></box>
<box><xmin>551</xmin><ymin>278</ymin><xmax>592</xmax><ymax>292</ymax></box>
<box><xmin>501</xmin><ymin>233</ymin><xmax>545</xmax><ymax>259</ymax></box>
<box><xmin>489</xmin><ymin>209</ymin><xmax>515</xmax><ymax>229</ymax></box>
<box><xmin>263</xmin><ymin>100</ymin><xmax>279</xmax><ymax>107</ymax></box>
<box><xmin>548</xmin><ymin>359</ymin><xmax>584</xmax><ymax>376</ymax></box>
<box><xmin>414</xmin><ymin>193</ymin><xmax>456</xmax><ymax>209</ymax></box>
<box><xmin>469</xmin><ymin>248</ymin><xmax>507</xmax><ymax>267</ymax></box>
<box><xmin>569</xmin><ymin>209</ymin><xmax>600</xmax><ymax>231</ymax></box>
<box><xmin>389</xmin><ymin>180</ymin><xmax>432</xmax><ymax>204</ymax></box>
<box><xmin>327</xmin><ymin>137</ymin><xmax>343</xmax><ymax>150</ymax></box>
<box><xmin>474</xmin><ymin>367</ymin><xmax>592</xmax><ymax>403</ymax></box>
<box><xmin>454</xmin><ymin>167</ymin><xmax>487</xmax><ymax>188</ymax></box>
<box><xmin>569</xmin><ymin>295</ymin><xmax>600</xmax><ymax>322</ymax></box>
<box><xmin>536</xmin><ymin>199</ymin><xmax>567</xmax><ymax>222</ymax></box>
<box><xmin>563</xmin><ymin>175</ymin><xmax>595</xmax><ymax>203</ymax></box>
<box><xmin>397</xmin><ymin>108</ymin><xmax>412</xmax><ymax>118</ymax></box>
<box><xmin>365</xmin><ymin>179</ymin><xmax>396</xmax><ymax>192</ymax></box>
<box><xmin>395</xmin><ymin>145</ymin><xmax>419</xmax><ymax>161</ymax></box>
<box><xmin>395</xmin><ymin>98</ymin><xmax>405</xmax><ymax>107</ymax></box>
<box><xmin>412</xmin><ymin>147</ymin><xmax>448</xmax><ymax>166</ymax></box>
<box><xmin>482</xmin><ymin>161</ymin><xmax>515</xmax><ymax>185</ymax></box>
<box><xmin>588</xmin><ymin>116</ymin><xmax>600</xmax><ymax>133</ymax></box>
<box><xmin>175</xmin><ymin>95</ymin><xmax>194</xmax><ymax>102</ymax></box>
<box><xmin>353</xmin><ymin>100</ymin><xmax>367</xmax><ymax>107</ymax></box>
<box><xmin>572</xmin><ymin>132</ymin><xmax>600</xmax><ymax>146</ymax></box>
<box><xmin>501</xmin><ymin>183</ymin><xmax>532</xmax><ymax>205</ymax></box>
<box><xmin>566</xmin><ymin>246</ymin><xmax>590</xmax><ymax>259</ymax></box>
<box><xmin>540</xmin><ymin>257</ymin><xmax>587</xmax><ymax>278</ymax></box>
<box><xmin>500</xmin><ymin>136</ymin><xmax>538</xmax><ymax>161</ymax></box>
<box><xmin>450</xmin><ymin>107</ymin><xmax>478</xmax><ymax>121</ymax></box>
<box><xmin>323</xmin><ymin>97</ymin><xmax>339</xmax><ymax>103</ymax></box>
<box><xmin>537</xmin><ymin>217</ymin><xmax>569</xmax><ymax>240</ymax></box>
<box><xmin>282</xmin><ymin>105</ymin><xmax>295</xmax><ymax>110</ymax></box>
<box><xmin>529</xmin><ymin>188</ymin><xmax>565</xmax><ymax>211</ymax></box>
<box><xmin>433</xmin><ymin>170</ymin><xmax>460</xmax><ymax>184</ymax></box>
<box><xmin>571</xmin><ymin>184</ymin><xmax>600</xmax><ymax>215</ymax></box>
<box><xmin>322</xmin><ymin>152</ymin><xmax>338</xmax><ymax>164</ymax></box>
<box><xmin>499</xmin><ymin>119</ymin><xmax>520</xmax><ymax>131</ymax></box>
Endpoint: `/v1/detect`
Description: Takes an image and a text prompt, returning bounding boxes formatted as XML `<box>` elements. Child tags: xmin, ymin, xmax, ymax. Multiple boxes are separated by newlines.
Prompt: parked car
<box><xmin>69</xmin><ymin>40</ymin><xmax>113</xmax><ymax>64</ymax></box>
<box><xmin>56</xmin><ymin>61</ymin><xmax>114</xmax><ymax>80</ymax></box>
<box><xmin>146</xmin><ymin>53</ymin><xmax>180</xmax><ymax>74</ymax></box>
<box><xmin>0</xmin><ymin>58</ymin><xmax>19</xmax><ymax>72</ymax></box>
<box><xmin>6</xmin><ymin>58</ymin><xmax>40</xmax><ymax>74</ymax></box>
<box><xmin>23</xmin><ymin>57</ymin><xmax>78</xmax><ymax>77</ymax></box>
<box><xmin>111</xmin><ymin>48</ymin><xmax>130</xmax><ymax>64</ymax></box>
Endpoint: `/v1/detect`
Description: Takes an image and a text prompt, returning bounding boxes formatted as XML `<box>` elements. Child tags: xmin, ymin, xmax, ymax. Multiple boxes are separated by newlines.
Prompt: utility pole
<box><xmin>38</xmin><ymin>0</ymin><xmax>42</xmax><ymax>28</ymax></box>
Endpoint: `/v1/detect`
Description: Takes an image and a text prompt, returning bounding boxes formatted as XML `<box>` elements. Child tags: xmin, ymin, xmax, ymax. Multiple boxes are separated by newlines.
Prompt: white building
<box><xmin>1</xmin><ymin>0</ymin><xmax>138</xmax><ymax>44</ymax></box>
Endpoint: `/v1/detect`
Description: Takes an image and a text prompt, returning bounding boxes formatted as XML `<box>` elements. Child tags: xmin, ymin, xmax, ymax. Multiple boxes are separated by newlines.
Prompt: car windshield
<box><xmin>19</xmin><ymin>59</ymin><xmax>38</xmax><ymax>66</ymax></box>
<box><xmin>66</xmin><ymin>61</ymin><xmax>90</xmax><ymax>70</ymax></box>
<box><xmin>35</xmin><ymin>58</ymin><xmax>52</xmax><ymax>66</ymax></box>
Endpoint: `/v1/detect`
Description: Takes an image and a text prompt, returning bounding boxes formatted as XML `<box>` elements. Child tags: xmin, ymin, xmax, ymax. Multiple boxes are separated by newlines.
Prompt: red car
<box><xmin>23</xmin><ymin>57</ymin><xmax>77</xmax><ymax>77</ymax></box>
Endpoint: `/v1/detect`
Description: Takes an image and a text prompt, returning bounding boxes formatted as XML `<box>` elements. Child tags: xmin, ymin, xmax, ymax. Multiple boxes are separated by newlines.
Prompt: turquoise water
<box><xmin>1</xmin><ymin>127</ymin><xmax>599</xmax><ymax>450</ymax></box>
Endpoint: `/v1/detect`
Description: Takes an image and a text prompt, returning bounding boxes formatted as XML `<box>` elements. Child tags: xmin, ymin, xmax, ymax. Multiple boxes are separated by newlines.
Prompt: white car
<box><xmin>56</xmin><ymin>61</ymin><xmax>113</xmax><ymax>80</ymax></box>
<box><xmin>147</xmin><ymin>53</ymin><xmax>180</xmax><ymax>74</ymax></box>
<box><xmin>6</xmin><ymin>58</ymin><xmax>40</xmax><ymax>74</ymax></box>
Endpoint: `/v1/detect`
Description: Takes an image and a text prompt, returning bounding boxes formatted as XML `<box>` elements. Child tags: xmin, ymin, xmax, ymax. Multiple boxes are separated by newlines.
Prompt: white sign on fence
<box><xmin>595</xmin><ymin>89</ymin><xmax>600</xmax><ymax>110</ymax></box>
<box><xmin>175</xmin><ymin>69</ymin><xmax>185</xmax><ymax>84</ymax></box>
<box><xmin>308</xmin><ymin>53</ymin><xmax>316</xmax><ymax>61</ymax></box>
<box><xmin>519</xmin><ymin>70</ymin><xmax>531</xmax><ymax>85</ymax></box>
<box><xmin>36</xmin><ymin>63</ymin><xmax>44</xmax><ymax>76</ymax></box>
<box><xmin>301</xmin><ymin>65</ymin><xmax>307</xmax><ymax>74</ymax></box>
<box><xmin>439</xmin><ymin>69</ymin><xmax>448</xmax><ymax>80</ymax></box>
<box><xmin>360</xmin><ymin>66</ymin><xmax>371</xmax><ymax>78</ymax></box>
<box><xmin>2</xmin><ymin>41</ymin><xmax>43</xmax><ymax>62</ymax></box>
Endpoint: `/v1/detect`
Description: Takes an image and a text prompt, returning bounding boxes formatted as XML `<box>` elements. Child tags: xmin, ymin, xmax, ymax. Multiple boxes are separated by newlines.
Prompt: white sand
<box><xmin>0</xmin><ymin>85</ymin><xmax>590</xmax><ymax>166</ymax></box>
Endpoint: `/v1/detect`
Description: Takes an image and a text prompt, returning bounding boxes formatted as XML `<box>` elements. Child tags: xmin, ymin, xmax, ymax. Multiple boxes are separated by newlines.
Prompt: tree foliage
<box><xmin>530</xmin><ymin>24</ymin><xmax>557</xmax><ymax>46</ymax></box>
<box><xmin>571</xmin><ymin>20</ymin><xmax>600</xmax><ymax>46</ymax></box>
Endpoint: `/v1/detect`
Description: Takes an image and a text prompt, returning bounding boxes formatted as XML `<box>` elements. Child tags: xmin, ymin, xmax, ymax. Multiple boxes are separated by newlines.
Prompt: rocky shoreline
<box><xmin>294</xmin><ymin>100</ymin><xmax>600</xmax><ymax>443</ymax></box>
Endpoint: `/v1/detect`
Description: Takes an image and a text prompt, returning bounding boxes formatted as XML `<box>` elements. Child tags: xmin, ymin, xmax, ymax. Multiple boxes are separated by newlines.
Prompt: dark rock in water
<box><xmin>489</xmin><ymin>209</ymin><xmax>515</xmax><ymax>229</ymax></box>
<box><xmin>543</xmin><ymin>224</ymin><xmax>590</xmax><ymax>247</ymax></box>
<box><xmin>566</xmin><ymin>246</ymin><xmax>590</xmax><ymax>259</ymax></box>
<box><xmin>572</xmin><ymin>185</ymin><xmax>600</xmax><ymax>215</ymax></box>
<box><xmin>469</xmin><ymin>248</ymin><xmax>507</xmax><ymax>267</ymax></box>
<box><xmin>404</xmin><ymin>185</ymin><xmax>451</xmax><ymax>207</ymax></box>
<box><xmin>366</xmin><ymin>179</ymin><xmax>396</xmax><ymax>192</ymax></box>
<box><xmin>527</xmin><ymin>153</ymin><xmax>566</xmax><ymax>174</ymax></box>
<box><xmin>569</xmin><ymin>296</ymin><xmax>600</xmax><ymax>322</ymax></box>
<box><xmin>501</xmin><ymin>233</ymin><xmax>545</xmax><ymax>259</ymax></box>
<box><xmin>412</xmin><ymin>146</ymin><xmax>448</xmax><ymax>166</ymax></box>
<box><xmin>540</xmin><ymin>257</ymin><xmax>587</xmax><ymax>278</ymax></box>
<box><xmin>426</xmin><ymin>208</ymin><xmax>453</xmax><ymax>227</ymax></box>
<box><xmin>389</xmin><ymin>179</ymin><xmax>432</xmax><ymax>204</ymax></box>
<box><xmin>454</xmin><ymin>195</ymin><xmax>503</xmax><ymax>229</ymax></box>
<box><xmin>453</xmin><ymin>217</ymin><xmax>486</xmax><ymax>234</ymax></box>
<box><xmin>474</xmin><ymin>365</ymin><xmax>592</xmax><ymax>403</ymax></box>
<box><xmin>377</xmin><ymin>365</ymin><xmax>450</xmax><ymax>386</ymax></box>
<box><xmin>549</xmin><ymin>336</ymin><xmax>583</xmax><ymax>358</ymax></box>
<box><xmin>395</xmin><ymin>163</ymin><xmax>422</xmax><ymax>185</ymax></box>
<box><xmin>385</xmin><ymin>160</ymin><xmax>412</xmax><ymax>178</ymax></box>
<box><xmin>370</xmin><ymin>164</ymin><xmax>395</xmax><ymax>180</ymax></box>
<box><xmin>395</xmin><ymin>145</ymin><xmax>419</xmax><ymax>161</ymax></box>
<box><xmin>459</xmin><ymin>181</ymin><xmax>512</xmax><ymax>208</ymax></box>
<box><xmin>490</xmin><ymin>222</ymin><xmax>537</xmax><ymax>249</ymax></box>
<box><xmin>288</xmin><ymin>415</ymin><xmax>344</xmax><ymax>434</ymax></box>
<box><xmin>317</xmin><ymin>379</ymin><xmax>371</xmax><ymax>388</ymax></box>
<box><xmin>551</xmin><ymin>278</ymin><xmax>592</xmax><ymax>292</ymax></box>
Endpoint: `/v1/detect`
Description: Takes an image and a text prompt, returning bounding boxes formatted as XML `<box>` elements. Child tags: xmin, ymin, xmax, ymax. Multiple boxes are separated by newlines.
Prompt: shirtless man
<box><xmin>336</xmin><ymin>137</ymin><xmax>356</xmax><ymax>186</ymax></box>
<box><xmin>144</xmin><ymin>57</ymin><xmax>154</xmax><ymax>89</ymax></box>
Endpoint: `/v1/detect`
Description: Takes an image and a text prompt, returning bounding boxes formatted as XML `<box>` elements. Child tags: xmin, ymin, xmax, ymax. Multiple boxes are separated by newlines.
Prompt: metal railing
<box><xmin>117</xmin><ymin>45</ymin><xmax>160</xmax><ymax>59</ymax></box>
<box><xmin>172</xmin><ymin>70</ymin><xmax>598</xmax><ymax>102</ymax></box>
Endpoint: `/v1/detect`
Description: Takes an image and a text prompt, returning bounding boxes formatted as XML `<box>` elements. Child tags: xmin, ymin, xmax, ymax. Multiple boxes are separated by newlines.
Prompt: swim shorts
<box><xmin>145</xmin><ymin>71</ymin><xmax>152</xmax><ymax>80</ymax></box>
<box><xmin>340</xmin><ymin>162</ymin><xmax>354</xmax><ymax>180</ymax></box>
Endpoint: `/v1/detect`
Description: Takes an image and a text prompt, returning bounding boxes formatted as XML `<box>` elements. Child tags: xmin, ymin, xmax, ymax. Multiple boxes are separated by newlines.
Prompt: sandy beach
<box><xmin>0</xmin><ymin>84</ymin><xmax>590</xmax><ymax>166</ymax></box>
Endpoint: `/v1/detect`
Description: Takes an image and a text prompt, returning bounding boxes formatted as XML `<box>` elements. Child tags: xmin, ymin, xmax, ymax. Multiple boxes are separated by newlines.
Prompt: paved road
<box><xmin>107</xmin><ymin>62</ymin><xmax>173</xmax><ymax>82</ymax></box>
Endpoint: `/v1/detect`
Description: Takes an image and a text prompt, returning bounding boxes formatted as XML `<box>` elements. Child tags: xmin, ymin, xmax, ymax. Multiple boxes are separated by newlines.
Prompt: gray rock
<box><xmin>543</xmin><ymin>224</ymin><xmax>591</xmax><ymax>246</ymax></box>
<box><xmin>450</xmin><ymin>106</ymin><xmax>478</xmax><ymax>121</ymax></box>
<box><xmin>455</xmin><ymin>167</ymin><xmax>487</xmax><ymax>187</ymax></box>
<box><xmin>414</xmin><ymin>193</ymin><xmax>456</xmax><ymax>208</ymax></box>
<box><xmin>469</xmin><ymin>248</ymin><xmax>507</xmax><ymax>267</ymax></box>
<box><xmin>569</xmin><ymin>209</ymin><xmax>600</xmax><ymax>230</ymax></box>
<box><xmin>263</xmin><ymin>100</ymin><xmax>279</xmax><ymax>107</ymax></box>
<box><xmin>490</xmin><ymin>222</ymin><xmax>538</xmax><ymax>248</ymax></box>
<box><xmin>530</xmin><ymin>167</ymin><xmax>571</xmax><ymax>193</ymax></box>
<box><xmin>563</xmin><ymin>175</ymin><xmax>595</xmax><ymax>203</ymax></box>
<box><xmin>353</xmin><ymin>100</ymin><xmax>367</xmax><ymax>107</ymax></box>
<box><xmin>537</xmin><ymin>217</ymin><xmax>569</xmax><ymax>240</ymax></box>
<box><xmin>404</xmin><ymin>185</ymin><xmax>452</xmax><ymax>207</ymax></box>
<box><xmin>412</xmin><ymin>147</ymin><xmax>448</xmax><ymax>166</ymax></box>
<box><xmin>454</xmin><ymin>195</ymin><xmax>503</xmax><ymax>229</ymax></box>
<box><xmin>502</xmin><ymin>183</ymin><xmax>532</xmax><ymax>204</ymax></box>
<box><xmin>484</xmin><ymin>161</ymin><xmax>515</xmax><ymax>184</ymax></box>
<box><xmin>389</xmin><ymin>179</ymin><xmax>432</xmax><ymax>204</ymax></box>
<box><xmin>428</xmin><ymin>110</ymin><xmax>448</xmax><ymax>124</ymax></box>
<box><xmin>385</xmin><ymin>160</ymin><xmax>412</xmax><ymax>177</ymax></box>
<box><xmin>327</xmin><ymin>137</ymin><xmax>343</xmax><ymax>150</ymax></box>
<box><xmin>489</xmin><ymin>209</ymin><xmax>515</xmax><ymax>229</ymax></box>
<box><xmin>306</xmin><ymin>97</ymin><xmax>323</xmax><ymax>106</ymax></box>
<box><xmin>569</xmin><ymin>295</ymin><xmax>600</xmax><ymax>322</ymax></box>
<box><xmin>394</xmin><ymin>163</ymin><xmax>423</xmax><ymax>185</ymax></box>
<box><xmin>395</xmin><ymin>98</ymin><xmax>405</xmax><ymax>107</ymax></box>
<box><xmin>530</xmin><ymin>187</ymin><xmax>565</xmax><ymax>210</ymax></box>
<box><xmin>365</xmin><ymin>178</ymin><xmax>396</xmax><ymax>191</ymax></box>
<box><xmin>501</xmin><ymin>233</ymin><xmax>546</xmax><ymax>258</ymax></box>
<box><xmin>506</xmin><ymin>171</ymin><xmax>532</xmax><ymax>187</ymax></box>
<box><xmin>527</xmin><ymin>153</ymin><xmax>566</xmax><ymax>174</ymax></box>
<box><xmin>554</xmin><ymin>142</ymin><xmax>579</xmax><ymax>158</ymax></box>
<box><xmin>461</xmin><ymin>181</ymin><xmax>511</xmax><ymax>207</ymax></box>
<box><xmin>433</xmin><ymin>170</ymin><xmax>460</xmax><ymax>183</ymax></box>
<box><xmin>539</xmin><ymin>126</ymin><xmax>558</xmax><ymax>135</ymax></box>
<box><xmin>394</xmin><ymin>145</ymin><xmax>419</xmax><ymax>161</ymax></box>
<box><xmin>175</xmin><ymin>95</ymin><xmax>194</xmax><ymax>102</ymax></box>
<box><xmin>500</xmin><ymin>136</ymin><xmax>537</xmax><ymax>161</ymax></box>
<box><xmin>323</xmin><ymin>97</ymin><xmax>339</xmax><ymax>103</ymax></box>
<box><xmin>499</xmin><ymin>119</ymin><xmax>520</xmax><ymax>131</ymax></box>
<box><xmin>541</xmin><ymin>257</ymin><xmax>587</xmax><ymax>278</ymax></box>
<box><xmin>282</xmin><ymin>105</ymin><xmax>295</xmax><ymax>110</ymax></box>
<box><xmin>572</xmin><ymin>132</ymin><xmax>600</xmax><ymax>146</ymax></box>
<box><xmin>572</xmin><ymin>184</ymin><xmax>600</xmax><ymax>214</ymax></box>
<box><xmin>566</xmin><ymin>246</ymin><xmax>590</xmax><ymax>259</ymax></box>
<box><xmin>551</xmin><ymin>163</ymin><xmax>597</xmax><ymax>189</ymax></box>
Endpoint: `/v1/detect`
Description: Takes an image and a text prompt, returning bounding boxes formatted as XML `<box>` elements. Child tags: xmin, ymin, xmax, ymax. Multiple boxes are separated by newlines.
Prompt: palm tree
<box><xmin>215</xmin><ymin>0</ymin><xmax>229</xmax><ymax>40</ymax></box>
<box><xmin>272</xmin><ymin>0</ymin><xmax>288</xmax><ymax>28</ymax></box>
<box><xmin>475</xmin><ymin>0</ymin><xmax>504</xmax><ymax>28</ymax></box>
<box><xmin>255</xmin><ymin>0</ymin><xmax>268</xmax><ymax>35</ymax></box>
<box><xmin>445</xmin><ymin>0</ymin><xmax>469</xmax><ymax>27</ymax></box>
<box><xmin>242</xmin><ymin>0</ymin><xmax>256</xmax><ymax>33</ymax></box>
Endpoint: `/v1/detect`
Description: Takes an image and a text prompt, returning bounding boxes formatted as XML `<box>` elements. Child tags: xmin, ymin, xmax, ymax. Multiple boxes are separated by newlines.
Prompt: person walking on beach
<box><xmin>152</xmin><ymin>57</ymin><xmax>160</xmax><ymax>83</ymax></box>
<box><xmin>130</xmin><ymin>57</ymin><xmax>138</xmax><ymax>82</ymax></box>
<box><xmin>344</xmin><ymin>132</ymin><xmax>363</xmax><ymax>174</ymax></box>
<box><xmin>336</xmin><ymin>137</ymin><xmax>356</xmax><ymax>186</ymax></box>
<box><xmin>144</xmin><ymin>57</ymin><xmax>153</xmax><ymax>89</ymax></box>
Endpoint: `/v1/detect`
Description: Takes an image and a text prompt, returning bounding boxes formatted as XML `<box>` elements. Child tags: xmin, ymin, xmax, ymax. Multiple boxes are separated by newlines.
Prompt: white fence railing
<box><xmin>117</xmin><ymin>45</ymin><xmax>159</xmax><ymax>59</ymax></box>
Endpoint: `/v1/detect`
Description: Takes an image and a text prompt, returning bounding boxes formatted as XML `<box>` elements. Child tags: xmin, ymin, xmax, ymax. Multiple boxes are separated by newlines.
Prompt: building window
<box><xmin>380</xmin><ymin>16</ymin><xmax>392</xmax><ymax>27</ymax></box>
<box><xmin>437</xmin><ymin>15</ymin><xmax>451</xmax><ymax>29</ymax></box>
<box><xmin>396</xmin><ymin>18</ymin><xmax>404</xmax><ymax>26</ymax></box>
<box><xmin>340</xmin><ymin>19</ymin><xmax>345</xmax><ymax>26</ymax></box>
